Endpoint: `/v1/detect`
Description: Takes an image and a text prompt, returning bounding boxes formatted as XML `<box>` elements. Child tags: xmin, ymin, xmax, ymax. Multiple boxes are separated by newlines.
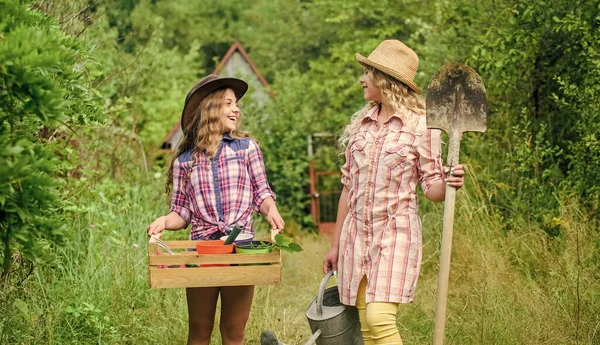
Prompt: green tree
<box><xmin>464</xmin><ymin>0</ymin><xmax>600</xmax><ymax>227</ymax></box>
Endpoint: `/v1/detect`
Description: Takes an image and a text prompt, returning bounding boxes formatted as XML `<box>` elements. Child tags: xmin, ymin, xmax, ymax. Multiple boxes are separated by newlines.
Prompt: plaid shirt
<box><xmin>170</xmin><ymin>135</ymin><xmax>275</xmax><ymax>240</ymax></box>
<box><xmin>338</xmin><ymin>106</ymin><xmax>444</xmax><ymax>305</ymax></box>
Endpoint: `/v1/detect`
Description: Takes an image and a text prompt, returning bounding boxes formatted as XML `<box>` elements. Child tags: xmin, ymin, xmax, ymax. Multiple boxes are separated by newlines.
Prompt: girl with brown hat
<box><xmin>147</xmin><ymin>74</ymin><xmax>284</xmax><ymax>345</ymax></box>
<box><xmin>322</xmin><ymin>40</ymin><xmax>465</xmax><ymax>344</ymax></box>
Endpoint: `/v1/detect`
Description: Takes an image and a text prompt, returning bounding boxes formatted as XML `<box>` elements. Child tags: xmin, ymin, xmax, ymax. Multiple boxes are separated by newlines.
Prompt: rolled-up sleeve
<box><xmin>247</xmin><ymin>140</ymin><xmax>276</xmax><ymax>211</ymax></box>
<box><xmin>417</xmin><ymin>128</ymin><xmax>444</xmax><ymax>194</ymax></box>
<box><xmin>169</xmin><ymin>157</ymin><xmax>192</xmax><ymax>225</ymax></box>
<box><xmin>340</xmin><ymin>145</ymin><xmax>351</xmax><ymax>188</ymax></box>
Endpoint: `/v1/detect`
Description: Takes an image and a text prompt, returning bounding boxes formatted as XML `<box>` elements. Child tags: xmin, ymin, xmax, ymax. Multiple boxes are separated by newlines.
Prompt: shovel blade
<box><xmin>426</xmin><ymin>63</ymin><xmax>487</xmax><ymax>134</ymax></box>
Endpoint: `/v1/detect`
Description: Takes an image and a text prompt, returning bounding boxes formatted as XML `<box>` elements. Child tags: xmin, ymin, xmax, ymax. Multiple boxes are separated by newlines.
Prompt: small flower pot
<box><xmin>196</xmin><ymin>240</ymin><xmax>234</xmax><ymax>267</ymax></box>
<box><xmin>234</xmin><ymin>240</ymin><xmax>273</xmax><ymax>254</ymax></box>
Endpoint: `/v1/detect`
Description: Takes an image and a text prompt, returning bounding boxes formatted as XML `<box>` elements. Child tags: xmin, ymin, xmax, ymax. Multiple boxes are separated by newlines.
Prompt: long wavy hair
<box><xmin>339</xmin><ymin>66</ymin><xmax>425</xmax><ymax>148</ymax></box>
<box><xmin>166</xmin><ymin>87</ymin><xmax>250</xmax><ymax>194</ymax></box>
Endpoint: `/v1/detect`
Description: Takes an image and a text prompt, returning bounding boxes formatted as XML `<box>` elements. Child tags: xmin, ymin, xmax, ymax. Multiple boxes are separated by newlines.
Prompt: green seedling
<box><xmin>245</xmin><ymin>234</ymin><xmax>303</xmax><ymax>253</ymax></box>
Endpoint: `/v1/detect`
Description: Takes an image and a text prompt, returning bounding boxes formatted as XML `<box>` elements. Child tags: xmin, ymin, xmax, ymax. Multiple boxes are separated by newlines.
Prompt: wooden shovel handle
<box><xmin>433</xmin><ymin>130</ymin><xmax>461</xmax><ymax>345</ymax></box>
<box><xmin>434</xmin><ymin>184</ymin><xmax>456</xmax><ymax>345</ymax></box>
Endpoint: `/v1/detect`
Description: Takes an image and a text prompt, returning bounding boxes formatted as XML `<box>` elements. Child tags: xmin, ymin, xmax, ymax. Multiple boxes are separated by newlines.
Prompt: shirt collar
<box><xmin>361</xmin><ymin>104</ymin><xmax>419</xmax><ymax>132</ymax></box>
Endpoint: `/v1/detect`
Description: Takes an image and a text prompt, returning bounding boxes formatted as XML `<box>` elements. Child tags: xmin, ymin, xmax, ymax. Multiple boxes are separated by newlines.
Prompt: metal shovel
<box><xmin>426</xmin><ymin>62</ymin><xmax>487</xmax><ymax>345</ymax></box>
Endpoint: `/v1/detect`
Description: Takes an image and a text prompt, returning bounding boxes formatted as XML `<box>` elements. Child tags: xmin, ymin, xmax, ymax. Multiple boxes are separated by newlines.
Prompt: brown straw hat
<box><xmin>180</xmin><ymin>74</ymin><xmax>248</xmax><ymax>133</ymax></box>
<box><xmin>356</xmin><ymin>40</ymin><xmax>422</xmax><ymax>94</ymax></box>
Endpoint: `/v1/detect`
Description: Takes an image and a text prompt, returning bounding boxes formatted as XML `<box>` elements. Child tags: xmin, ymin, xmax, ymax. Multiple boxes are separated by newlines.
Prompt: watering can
<box><xmin>304</xmin><ymin>271</ymin><xmax>364</xmax><ymax>345</ymax></box>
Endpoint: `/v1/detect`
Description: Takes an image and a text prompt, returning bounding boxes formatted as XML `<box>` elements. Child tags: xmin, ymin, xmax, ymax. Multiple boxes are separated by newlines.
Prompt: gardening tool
<box><xmin>304</xmin><ymin>271</ymin><xmax>364</xmax><ymax>345</ymax></box>
<box><xmin>149</xmin><ymin>234</ymin><xmax>174</xmax><ymax>255</ymax></box>
<box><xmin>223</xmin><ymin>224</ymin><xmax>242</xmax><ymax>245</ymax></box>
<box><xmin>426</xmin><ymin>62</ymin><xmax>487</xmax><ymax>345</ymax></box>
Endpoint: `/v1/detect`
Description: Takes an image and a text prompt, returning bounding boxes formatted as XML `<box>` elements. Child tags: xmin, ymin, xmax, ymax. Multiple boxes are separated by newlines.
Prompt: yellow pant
<box><xmin>356</xmin><ymin>277</ymin><xmax>403</xmax><ymax>345</ymax></box>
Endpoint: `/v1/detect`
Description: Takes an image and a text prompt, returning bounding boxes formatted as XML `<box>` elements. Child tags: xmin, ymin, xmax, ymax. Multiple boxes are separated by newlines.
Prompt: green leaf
<box><xmin>288</xmin><ymin>243</ymin><xmax>303</xmax><ymax>252</ymax></box>
<box><xmin>13</xmin><ymin>298</ymin><xmax>31</xmax><ymax>322</ymax></box>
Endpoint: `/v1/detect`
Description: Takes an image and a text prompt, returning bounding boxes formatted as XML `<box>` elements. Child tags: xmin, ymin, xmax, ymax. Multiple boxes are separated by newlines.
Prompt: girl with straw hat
<box><xmin>322</xmin><ymin>40</ymin><xmax>465</xmax><ymax>344</ymax></box>
<box><xmin>148</xmin><ymin>74</ymin><xmax>284</xmax><ymax>345</ymax></box>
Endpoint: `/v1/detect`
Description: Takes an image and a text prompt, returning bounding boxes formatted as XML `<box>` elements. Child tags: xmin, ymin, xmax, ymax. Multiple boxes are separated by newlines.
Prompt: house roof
<box><xmin>214</xmin><ymin>41</ymin><xmax>269</xmax><ymax>88</ymax></box>
<box><xmin>162</xmin><ymin>41</ymin><xmax>270</xmax><ymax>148</ymax></box>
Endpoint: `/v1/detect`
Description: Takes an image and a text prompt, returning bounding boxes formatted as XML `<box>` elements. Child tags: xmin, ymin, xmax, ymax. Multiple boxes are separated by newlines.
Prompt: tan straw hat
<box><xmin>356</xmin><ymin>40</ymin><xmax>422</xmax><ymax>94</ymax></box>
<box><xmin>181</xmin><ymin>74</ymin><xmax>248</xmax><ymax>133</ymax></box>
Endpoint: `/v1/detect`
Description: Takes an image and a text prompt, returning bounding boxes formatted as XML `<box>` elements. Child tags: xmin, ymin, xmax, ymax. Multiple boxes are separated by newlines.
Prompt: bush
<box><xmin>0</xmin><ymin>0</ymin><xmax>102</xmax><ymax>277</ymax></box>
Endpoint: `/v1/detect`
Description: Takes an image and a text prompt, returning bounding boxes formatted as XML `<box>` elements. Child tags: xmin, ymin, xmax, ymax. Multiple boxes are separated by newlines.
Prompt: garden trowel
<box><xmin>426</xmin><ymin>62</ymin><xmax>487</xmax><ymax>345</ymax></box>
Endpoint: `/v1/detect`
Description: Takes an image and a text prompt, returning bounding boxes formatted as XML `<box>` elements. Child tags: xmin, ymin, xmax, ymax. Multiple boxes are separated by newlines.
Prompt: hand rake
<box><xmin>149</xmin><ymin>234</ymin><xmax>175</xmax><ymax>255</ymax></box>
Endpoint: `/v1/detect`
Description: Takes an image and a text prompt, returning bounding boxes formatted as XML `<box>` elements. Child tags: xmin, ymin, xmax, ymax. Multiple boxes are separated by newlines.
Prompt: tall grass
<box><xmin>1</xmin><ymin>170</ymin><xmax>598</xmax><ymax>344</ymax></box>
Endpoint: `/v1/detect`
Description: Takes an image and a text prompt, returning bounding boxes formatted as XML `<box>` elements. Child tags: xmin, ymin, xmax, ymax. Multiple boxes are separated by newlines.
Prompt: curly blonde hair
<box><xmin>166</xmin><ymin>87</ymin><xmax>250</xmax><ymax>194</ymax></box>
<box><xmin>339</xmin><ymin>66</ymin><xmax>425</xmax><ymax>148</ymax></box>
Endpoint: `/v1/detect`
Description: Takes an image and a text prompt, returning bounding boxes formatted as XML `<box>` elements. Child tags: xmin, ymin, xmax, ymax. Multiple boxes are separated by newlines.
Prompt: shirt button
<box><xmin>364</xmin><ymin>220</ymin><xmax>369</xmax><ymax>226</ymax></box>
<box><xmin>368</xmin><ymin>181</ymin><xmax>374</xmax><ymax>187</ymax></box>
<box><xmin>365</xmin><ymin>201</ymin><xmax>371</xmax><ymax>206</ymax></box>
<box><xmin>363</xmin><ymin>260</ymin><xmax>368</xmax><ymax>266</ymax></box>
<box><xmin>375</xmin><ymin>141</ymin><xmax>380</xmax><ymax>145</ymax></box>
<box><xmin>370</xmin><ymin>160</ymin><xmax>375</xmax><ymax>165</ymax></box>
<box><xmin>365</xmin><ymin>241</ymin><xmax>371</xmax><ymax>246</ymax></box>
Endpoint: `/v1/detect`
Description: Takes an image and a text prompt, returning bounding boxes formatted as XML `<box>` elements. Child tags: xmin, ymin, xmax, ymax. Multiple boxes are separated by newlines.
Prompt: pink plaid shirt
<box><xmin>338</xmin><ymin>106</ymin><xmax>444</xmax><ymax>305</ymax></box>
<box><xmin>170</xmin><ymin>135</ymin><xmax>275</xmax><ymax>240</ymax></box>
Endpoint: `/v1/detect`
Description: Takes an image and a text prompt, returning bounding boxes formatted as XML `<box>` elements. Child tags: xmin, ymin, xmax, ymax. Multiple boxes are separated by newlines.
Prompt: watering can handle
<box><xmin>316</xmin><ymin>271</ymin><xmax>335</xmax><ymax>317</ymax></box>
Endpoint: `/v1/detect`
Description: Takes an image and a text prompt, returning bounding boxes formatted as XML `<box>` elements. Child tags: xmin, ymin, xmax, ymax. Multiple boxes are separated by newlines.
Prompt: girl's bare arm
<box><xmin>425</xmin><ymin>164</ymin><xmax>465</xmax><ymax>202</ymax></box>
<box><xmin>259</xmin><ymin>197</ymin><xmax>285</xmax><ymax>231</ymax></box>
<box><xmin>147</xmin><ymin>212</ymin><xmax>188</xmax><ymax>236</ymax></box>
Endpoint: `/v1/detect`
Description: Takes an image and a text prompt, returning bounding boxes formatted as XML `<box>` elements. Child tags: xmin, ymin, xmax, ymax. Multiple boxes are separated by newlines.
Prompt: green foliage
<box><xmin>239</xmin><ymin>234</ymin><xmax>303</xmax><ymax>253</ymax></box>
<box><xmin>550</xmin><ymin>10</ymin><xmax>600</xmax><ymax>205</ymax></box>
<box><xmin>407</xmin><ymin>0</ymin><xmax>600</xmax><ymax>227</ymax></box>
<box><xmin>81</xmin><ymin>11</ymin><xmax>203</xmax><ymax>153</ymax></box>
<box><xmin>466</xmin><ymin>0</ymin><xmax>600</xmax><ymax>217</ymax></box>
<box><xmin>272</xmin><ymin>233</ymin><xmax>303</xmax><ymax>253</ymax></box>
<box><xmin>501</xmin><ymin>110</ymin><xmax>563</xmax><ymax>234</ymax></box>
<box><xmin>0</xmin><ymin>175</ymin><xmax>185</xmax><ymax>344</ymax></box>
<box><xmin>0</xmin><ymin>0</ymin><xmax>102</xmax><ymax>276</ymax></box>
